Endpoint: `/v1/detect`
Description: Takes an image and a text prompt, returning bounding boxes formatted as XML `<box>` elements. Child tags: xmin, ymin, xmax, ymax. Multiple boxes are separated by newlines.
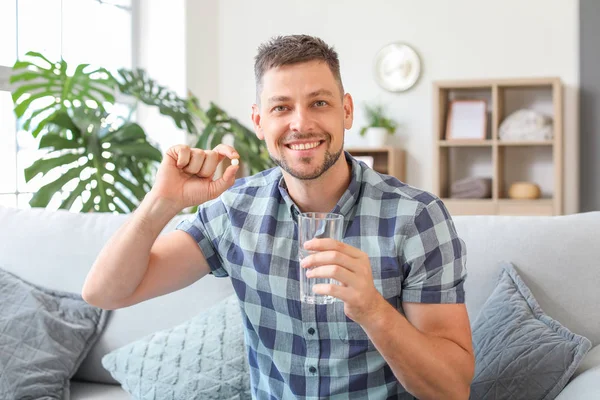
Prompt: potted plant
<box><xmin>358</xmin><ymin>103</ymin><xmax>398</xmax><ymax>147</ymax></box>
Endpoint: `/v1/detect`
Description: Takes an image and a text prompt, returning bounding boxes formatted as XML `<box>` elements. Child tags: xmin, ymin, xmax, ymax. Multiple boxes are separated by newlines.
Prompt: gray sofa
<box><xmin>0</xmin><ymin>205</ymin><xmax>599</xmax><ymax>399</ymax></box>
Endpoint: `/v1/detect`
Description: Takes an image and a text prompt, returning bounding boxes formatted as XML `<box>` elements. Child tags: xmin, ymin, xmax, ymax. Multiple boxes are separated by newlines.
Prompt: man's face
<box><xmin>252</xmin><ymin>60</ymin><xmax>353</xmax><ymax>180</ymax></box>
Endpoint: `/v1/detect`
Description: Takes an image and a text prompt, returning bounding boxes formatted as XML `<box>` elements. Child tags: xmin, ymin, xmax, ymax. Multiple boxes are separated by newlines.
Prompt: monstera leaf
<box><xmin>25</xmin><ymin>108</ymin><xmax>161</xmax><ymax>213</ymax></box>
<box><xmin>189</xmin><ymin>97</ymin><xmax>274</xmax><ymax>175</ymax></box>
<box><xmin>10</xmin><ymin>51</ymin><xmax>117</xmax><ymax>138</ymax></box>
<box><xmin>116</xmin><ymin>68</ymin><xmax>195</xmax><ymax>134</ymax></box>
<box><xmin>10</xmin><ymin>51</ymin><xmax>274</xmax><ymax>213</ymax></box>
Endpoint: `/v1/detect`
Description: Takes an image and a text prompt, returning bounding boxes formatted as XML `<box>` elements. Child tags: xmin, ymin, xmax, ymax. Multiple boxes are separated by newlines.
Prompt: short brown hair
<box><xmin>254</xmin><ymin>34</ymin><xmax>344</xmax><ymax>102</ymax></box>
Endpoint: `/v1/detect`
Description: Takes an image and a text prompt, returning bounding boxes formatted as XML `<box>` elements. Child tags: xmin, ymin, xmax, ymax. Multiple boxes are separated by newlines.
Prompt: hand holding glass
<box><xmin>298</xmin><ymin>212</ymin><xmax>344</xmax><ymax>304</ymax></box>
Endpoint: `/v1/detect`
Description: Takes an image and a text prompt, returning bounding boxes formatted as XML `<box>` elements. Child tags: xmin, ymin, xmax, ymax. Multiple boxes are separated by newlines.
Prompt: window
<box><xmin>0</xmin><ymin>0</ymin><xmax>133</xmax><ymax>209</ymax></box>
<box><xmin>0</xmin><ymin>1</ymin><xmax>17</xmax><ymax>68</ymax></box>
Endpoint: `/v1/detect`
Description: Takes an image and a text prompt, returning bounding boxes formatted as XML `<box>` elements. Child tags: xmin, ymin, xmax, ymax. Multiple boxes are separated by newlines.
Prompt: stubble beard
<box><xmin>270</xmin><ymin>134</ymin><xmax>343</xmax><ymax>180</ymax></box>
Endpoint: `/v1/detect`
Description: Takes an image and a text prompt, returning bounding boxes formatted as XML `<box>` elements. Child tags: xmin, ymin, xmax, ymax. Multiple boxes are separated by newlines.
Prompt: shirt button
<box><xmin>309</xmin><ymin>366</ymin><xmax>317</xmax><ymax>374</ymax></box>
<box><xmin>308</xmin><ymin>327</ymin><xmax>315</xmax><ymax>335</ymax></box>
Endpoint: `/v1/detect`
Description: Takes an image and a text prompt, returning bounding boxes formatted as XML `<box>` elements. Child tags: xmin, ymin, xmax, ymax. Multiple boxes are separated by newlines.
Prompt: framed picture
<box><xmin>445</xmin><ymin>100</ymin><xmax>487</xmax><ymax>140</ymax></box>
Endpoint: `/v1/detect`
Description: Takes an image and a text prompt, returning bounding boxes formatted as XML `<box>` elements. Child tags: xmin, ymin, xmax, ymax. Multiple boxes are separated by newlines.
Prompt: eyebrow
<box><xmin>267</xmin><ymin>96</ymin><xmax>291</xmax><ymax>104</ymax></box>
<box><xmin>307</xmin><ymin>89</ymin><xmax>335</xmax><ymax>98</ymax></box>
<box><xmin>267</xmin><ymin>89</ymin><xmax>336</xmax><ymax>105</ymax></box>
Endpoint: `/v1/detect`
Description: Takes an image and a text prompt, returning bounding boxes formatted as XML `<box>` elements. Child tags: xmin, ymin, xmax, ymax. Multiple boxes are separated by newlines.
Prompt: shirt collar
<box><xmin>277</xmin><ymin>151</ymin><xmax>364</xmax><ymax>223</ymax></box>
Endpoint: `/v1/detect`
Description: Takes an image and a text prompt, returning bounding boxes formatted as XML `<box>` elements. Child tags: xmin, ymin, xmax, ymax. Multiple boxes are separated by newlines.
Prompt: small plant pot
<box><xmin>364</xmin><ymin>127</ymin><xmax>390</xmax><ymax>147</ymax></box>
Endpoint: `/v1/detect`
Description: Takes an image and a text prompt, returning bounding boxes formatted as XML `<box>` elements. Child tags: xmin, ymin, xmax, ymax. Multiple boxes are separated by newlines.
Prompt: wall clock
<box><xmin>374</xmin><ymin>42</ymin><xmax>421</xmax><ymax>92</ymax></box>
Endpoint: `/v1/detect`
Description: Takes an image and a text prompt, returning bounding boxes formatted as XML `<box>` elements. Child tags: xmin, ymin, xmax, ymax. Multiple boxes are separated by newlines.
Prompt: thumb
<box><xmin>209</xmin><ymin>164</ymin><xmax>239</xmax><ymax>197</ymax></box>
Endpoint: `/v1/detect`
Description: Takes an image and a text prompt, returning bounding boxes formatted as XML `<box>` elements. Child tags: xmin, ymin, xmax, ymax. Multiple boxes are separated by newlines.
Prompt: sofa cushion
<box><xmin>102</xmin><ymin>294</ymin><xmax>250</xmax><ymax>399</ymax></box>
<box><xmin>0</xmin><ymin>267</ymin><xmax>108</xmax><ymax>400</ymax></box>
<box><xmin>555</xmin><ymin>365</ymin><xmax>600</xmax><ymax>400</ymax></box>
<box><xmin>453</xmin><ymin>212</ymin><xmax>600</xmax><ymax>345</ymax></box>
<box><xmin>572</xmin><ymin>345</ymin><xmax>600</xmax><ymax>379</ymax></box>
<box><xmin>0</xmin><ymin>206</ymin><xmax>236</xmax><ymax>385</ymax></box>
<box><xmin>470</xmin><ymin>262</ymin><xmax>591</xmax><ymax>400</ymax></box>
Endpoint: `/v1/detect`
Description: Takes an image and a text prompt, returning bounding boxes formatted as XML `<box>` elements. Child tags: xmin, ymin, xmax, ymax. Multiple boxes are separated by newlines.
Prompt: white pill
<box><xmin>231</xmin><ymin>158</ymin><xmax>239</xmax><ymax>166</ymax></box>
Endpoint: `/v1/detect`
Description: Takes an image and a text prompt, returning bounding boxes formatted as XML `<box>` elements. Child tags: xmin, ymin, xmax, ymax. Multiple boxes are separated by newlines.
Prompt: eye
<box><xmin>314</xmin><ymin>100</ymin><xmax>328</xmax><ymax>107</ymax></box>
<box><xmin>272</xmin><ymin>105</ymin><xmax>288</xmax><ymax>112</ymax></box>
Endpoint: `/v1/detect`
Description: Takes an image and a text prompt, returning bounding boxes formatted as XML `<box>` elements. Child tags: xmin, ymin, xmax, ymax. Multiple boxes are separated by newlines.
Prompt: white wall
<box><xmin>185</xmin><ymin>0</ymin><xmax>219</xmax><ymax>111</ymax></box>
<box><xmin>186</xmin><ymin>0</ymin><xmax>580</xmax><ymax>213</ymax></box>
<box><xmin>137</xmin><ymin>0</ymin><xmax>187</xmax><ymax>152</ymax></box>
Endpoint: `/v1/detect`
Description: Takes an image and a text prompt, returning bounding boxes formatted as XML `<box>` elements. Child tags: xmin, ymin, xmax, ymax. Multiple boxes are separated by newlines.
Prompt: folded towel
<box><xmin>450</xmin><ymin>177</ymin><xmax>492</xmax><ymax>199</ymax></box>
<box><xmin>451</xmin><ymin>188</ymin><xmax>489</xmax><ymax>199</ymax></box>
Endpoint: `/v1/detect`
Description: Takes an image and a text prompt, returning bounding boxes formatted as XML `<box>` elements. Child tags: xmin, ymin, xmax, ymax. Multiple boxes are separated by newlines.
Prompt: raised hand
<box><xmin>149</xmin><ymin>144</ymin><xmax>239</xmax><ymax>211</ymax></box>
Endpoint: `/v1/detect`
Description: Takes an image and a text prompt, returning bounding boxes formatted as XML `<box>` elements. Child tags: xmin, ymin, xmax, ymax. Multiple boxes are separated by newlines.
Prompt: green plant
<box><xmin>11</xmin><ymin>51</ymin><xmax>274</xmax><ymax>213</ymax></box>
<box><xmin>188</xmin><ymin>95</ymin><xmax>274</xmax><ymax>175</ymax></box>
<box><xmin>25</xmin><ymin>108</ymin><xmax>161</xmax><ymax>212</ymax></box>
<box><xmin>10</xmin><ymin>51</ymin><xmax>191</xmax><ymax>212</ymax></box>
<box><xmin>359</xmin><ymin>103</ymin><xmax>398</xmax><ymax>137</ymax></box>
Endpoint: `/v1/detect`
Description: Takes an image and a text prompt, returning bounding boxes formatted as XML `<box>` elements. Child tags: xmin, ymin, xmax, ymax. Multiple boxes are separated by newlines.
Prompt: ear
<box><xmin>251</xmin><ymin>104</ymin><xmax>264</xmax><ymax>140</ymax></box>
<box><xmin>343</xmin><ymin>93</ymin><xmax>354</xmax><ymax>130</ymax></box>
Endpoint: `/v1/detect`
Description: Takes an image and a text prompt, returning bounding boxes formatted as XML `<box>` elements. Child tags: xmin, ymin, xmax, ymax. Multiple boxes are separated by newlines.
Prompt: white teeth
<box><xmin>289</xmin><ymin>142</ymin><xmax>320</xmax><ymax>151</ymax></box>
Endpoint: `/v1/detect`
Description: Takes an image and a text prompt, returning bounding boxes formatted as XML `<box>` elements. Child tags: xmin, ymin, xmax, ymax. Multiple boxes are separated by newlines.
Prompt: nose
<box><xmin>289</xmin><ymin>108</ymin><xmax>317</xmax><ymax>133</ymax></box>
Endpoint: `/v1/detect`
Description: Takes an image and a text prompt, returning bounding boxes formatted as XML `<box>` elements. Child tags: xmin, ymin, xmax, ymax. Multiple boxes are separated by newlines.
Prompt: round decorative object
<box><xmin>374</xmin><ymin>42</ymin><xmax>422</xmax><ymax>92</ymax></box>
<box><xmin>508</xmin><ymin>182</ymin><xmax>541</xmax><ymax>200</ymax></box>
<box><xmin>499</xmin><ymin>109</ymin><xmax>553</xmax><ymax>141</ymax></box>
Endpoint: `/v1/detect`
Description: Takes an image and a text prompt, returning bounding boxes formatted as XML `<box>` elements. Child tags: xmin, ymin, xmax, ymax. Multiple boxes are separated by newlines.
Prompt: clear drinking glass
<box><xmin>298</xmin><ymin>212</ymin><xmax>344</xmax><ymax>304</ymax></box>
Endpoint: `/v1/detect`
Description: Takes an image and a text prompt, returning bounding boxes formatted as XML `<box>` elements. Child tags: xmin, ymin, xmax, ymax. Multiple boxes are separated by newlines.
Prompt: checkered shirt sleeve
<box><xmin>175</xmin><ymin>198</ymin><xmax>230</xmax><ymax>278</ymax></box>
<box><xmin>400</xmin><ymin>198</ymin><xmax>467</xmax><ymax>304</ymax></box>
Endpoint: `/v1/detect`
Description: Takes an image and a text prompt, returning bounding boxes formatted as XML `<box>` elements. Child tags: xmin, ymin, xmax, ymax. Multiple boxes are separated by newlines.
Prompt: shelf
<box><xmin>441</xmin><ymin>199</ymin><xmax>496</xmax><ymax>216</ymax></box>
<box><xmin>435</xmin><ymin>77</ymin><xmax>560</xmax><ymax>89</ymax></box>
<box><xmin>499</xmin><ymin>146</ymin><xmax>553</xmax><ymax>199</ymax></box>
<box><xmin>434</xmin><ymin>81</ymin><xmax>493</xmax><ymax>89</ymax></box>
<box><xmin>439</xmin><ymin>140</ymin><xmax>493</xmax><ymax>147</ymax></box>
<box><xmin>497</xmin><ymin>198</ymin><xmax>553</xmax><ymax>204</ymax></box>
<box><xmin>433</xmin><ymin>77</ymin><xmax>563</xmax><ymax>216</ymax></box>
<box><xmin>346</xmin><ymin>146</ymin><xmax>397</xmax><ymax>153</ymax></box>
<box><xmin>496</xmin><ymin>77</ymin><xmax>561</xmax><ymax>88</ymax></box>
<box><xmin>497</xmin><ymin>199</ymin><xmax>554</xmax><ymax>216</ymax></box>
<box><xmin>441</xmin><ymin>198</ymin><xmax>555</xmax><ymax>216</ymax></box>
<box><xmin>498</xmin><ymin>140</ymin><xmax>553</xmax><ymax>146</ymax></box>
<box><xmin>438</xmin><ymin>140</ymin><xmax>553</xmax><ymax>147</ymax></box>
<box><xmin>346</xmin><ymin>147</ymin><xmax>405</xmax><ymax>182</ymax></box>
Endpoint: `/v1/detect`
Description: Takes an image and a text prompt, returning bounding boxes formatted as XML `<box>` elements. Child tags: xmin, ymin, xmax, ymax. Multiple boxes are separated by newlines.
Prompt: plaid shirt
<box><xmin>177</xmin><ymin>152</ymin><xmax>467</xmax><ymax>400</ymax></box>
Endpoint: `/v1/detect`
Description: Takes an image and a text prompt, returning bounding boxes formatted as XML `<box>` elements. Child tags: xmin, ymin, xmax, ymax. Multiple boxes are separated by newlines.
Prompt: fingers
<box><xmin>213</xmin><ymin>144</ymin><xmax>239</xmax><ymax>160</ymax></box>
<box><xmin>305</xmin><ymin>264</ymin><xmax>354</xmax><ymax>286</ymax></box>
<box><xmin>300</xmin><ymin>250</ymin><xmax>357</xmax><ymax>273</ymax></box>
<box><xmin>165</xmin><ymin>144</ymin><xmax>239</xmax><ymax>178</ymax></box>
<box><xmin>183</xmin><ymin>151</ymin><xmax>205</xmax><ymax>174</ymax></box>
<box><xmin>210</xmin><ymin>145</ymin><xmax>240</xmax><ymax>181</ymax></box>
<box><xmin>198</xmin><ymin>151</ymin><xmax>220</xmax><ymax>177</ymax></box>
<box><xmin>311</xmin><ymin>283</ymin><xmax>350</xmax><ymax>302</ymax></box>
<box><xmin>221</xmin><ymin>164</ymin><xmax>239</xmax><ymax>185</ymax></box>
<box><xmin>303</xmin><ymin>239</ymin><xmax>364</xmax><ymax>259</ymax></box>
<box><xmin>165</xmin><ymin>145</ymin><xmax>191</xmax><ymax>168</ymax></box>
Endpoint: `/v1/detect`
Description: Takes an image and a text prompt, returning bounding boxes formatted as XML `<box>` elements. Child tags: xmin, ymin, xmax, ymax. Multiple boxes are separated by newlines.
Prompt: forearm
<box><xmin>362</xmin><ymin>301</ymin><xmax>474</xmax><ymax>400</ymax></box>
<box><xmin>82</xmin><ymin>193</ymin><xmax>180</xmax><ymax>308</ymax></box>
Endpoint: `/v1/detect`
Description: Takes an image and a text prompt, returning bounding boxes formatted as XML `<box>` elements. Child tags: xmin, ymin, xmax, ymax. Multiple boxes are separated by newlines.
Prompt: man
<box><xmin>83</xmin><ymin>34</ymin><xmax>474</xmax><ymax>399</ymax></box>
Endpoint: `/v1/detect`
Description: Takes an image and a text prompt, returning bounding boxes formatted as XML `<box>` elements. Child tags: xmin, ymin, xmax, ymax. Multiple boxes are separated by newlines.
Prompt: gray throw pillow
<box><xmin>470</xmin><ymin>262</ymin><xmax>592</xmax><ymax>400</ymax></box>
<box><xmin>102</xmin><ymin>294</ymin><xmax>251</xmax><ymax>399</ymax></box>
<box><xmin>0</xmin><ymin>267</ymin><xmax>109</xmax><ymax>400</ymax></box>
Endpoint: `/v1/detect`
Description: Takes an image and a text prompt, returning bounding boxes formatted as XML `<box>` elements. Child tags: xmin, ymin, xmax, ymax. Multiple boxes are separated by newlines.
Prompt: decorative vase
<box><xmin>365</xmin><ymin>127</ymin><xmax>390</xmax><ymax>147</ymax></box>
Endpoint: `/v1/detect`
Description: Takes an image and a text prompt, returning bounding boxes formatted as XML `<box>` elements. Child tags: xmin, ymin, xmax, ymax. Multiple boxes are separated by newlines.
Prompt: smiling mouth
<box><xmin>285</xmin><ymin>141</ymin><xmax>324</xmax><ymax>151</ymax></box>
